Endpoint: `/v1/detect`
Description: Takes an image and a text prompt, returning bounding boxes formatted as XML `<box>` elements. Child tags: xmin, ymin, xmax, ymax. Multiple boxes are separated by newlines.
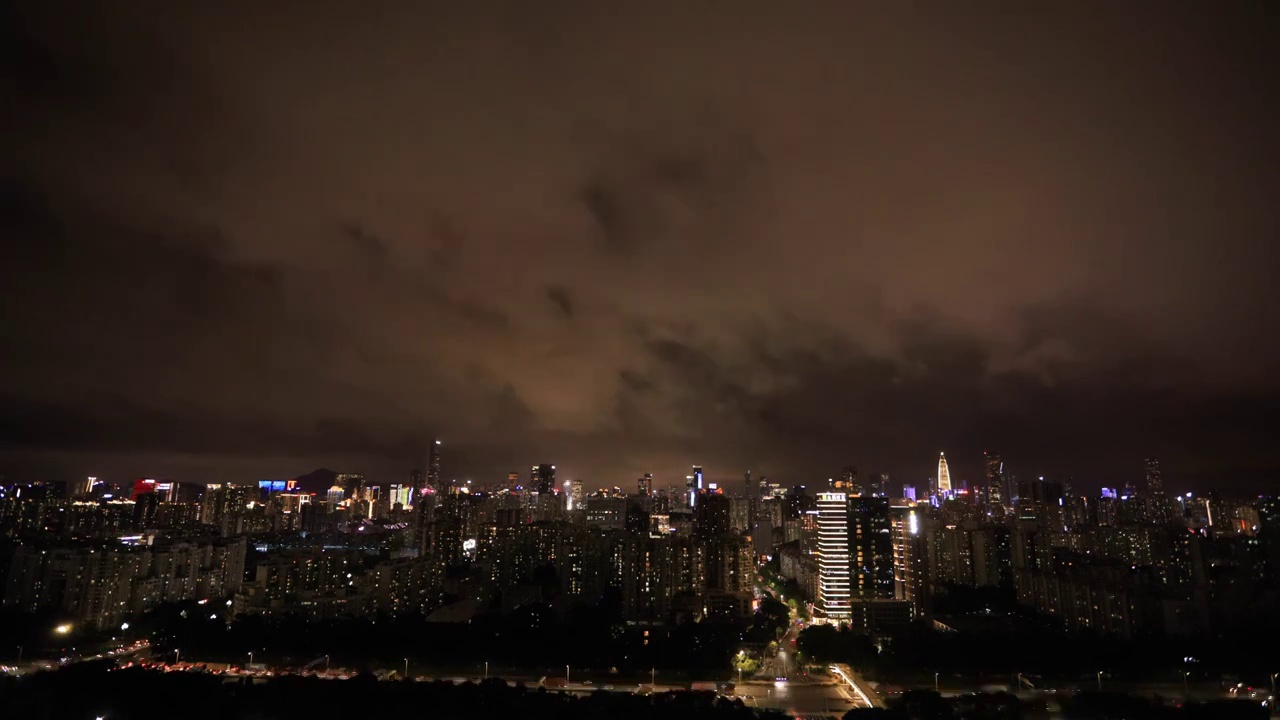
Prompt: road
<box><xmin>831</xmin><ymin>663</ymin><xmax>884</xmax><ymax>708</ymax></box>
<box><xmin>1</xmin><ymin>639</ymin><xmax>151</xmax><ymax>676</ymax></box>
<box><xmin>736</xmin><ymin>680</ymin><xmax>863</xmax><ymax>719</ymax></box>
<box><xmin>763</xmin><ymin>620</ymin><xmax>802</xmax><ymax>679</ymax></box>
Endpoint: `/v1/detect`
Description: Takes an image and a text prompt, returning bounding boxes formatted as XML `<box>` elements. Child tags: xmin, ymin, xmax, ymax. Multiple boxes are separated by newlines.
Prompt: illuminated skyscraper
<box><xmin>984</xmin><ymin>452</ymin><xmax>1004</xmax><ymax>508</ymax></box>
<box><xmin>848</xmin><ymin>496</ymin><xmax>893</xmax><ymax>598</ymax></box>
<box><xmin>337</xmin><ymin>473</ymin><xmax>365</xmax><ymax>500</ymax></box>
<box><xmin>936</xmin><ymin>453</ymin><xmax>951</xmax><ymax>496</ymax></box>
<box><xmin>1143</xmin><ymin>457</ymin><xmax>1168</xmax><ymax>524</ymax></box>
<box><xmin>564</xmin><ymin>480</ymin><xmax>584</xmax><ymax>510</ymax></box>
<box><xmin>326</xmin><ymin>485</ymin><xmax>345</xmax><ymax>508</ymax></box>
<box><xmin>816</xmin><ymin>492</ymin><xmax>851</xmax><ymax>621</ymax></box>
<box><xmin>1144</xmin><ymin>457</ymin><xmax>1163</xmax><ymax>496</ymax></box>
<box><xmin>694</xmin><ymin>492</ymin><xmax>732</xmax><ymax>540</ymax></box>
<box><xmin>427</xmin><ymin>440</ymin><xmax>443</xmax><ymax>491</ymax></box>
<box><xmin>532</xmin><ymin>464</ymin><xmax>556</xmax><ymax>494</ymax></box>
<box><xmin>409</xmin><ymin>469</ymin><xmax>425</xmax><ymax>500</ymax></box>
<box><xmin>889</xmin><ymin>503</ymin><xmax>925</xmax><ymax>612</ymax></box>
<box><xmin>687</xmin><ymin>465</ymin><xmax>704</xmax><ymax>507</ymax></box>
<box><xmin>637</xmin><ymin>473</ymin><xmax>653</xmax><ymax>496</ymax></box>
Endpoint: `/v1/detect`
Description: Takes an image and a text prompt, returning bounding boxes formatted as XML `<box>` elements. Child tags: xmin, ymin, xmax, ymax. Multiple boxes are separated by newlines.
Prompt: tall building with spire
<box><xmin>936</xmin><ymin>453</ymin><xmax>952</xmax><ymax>496</ymax></box>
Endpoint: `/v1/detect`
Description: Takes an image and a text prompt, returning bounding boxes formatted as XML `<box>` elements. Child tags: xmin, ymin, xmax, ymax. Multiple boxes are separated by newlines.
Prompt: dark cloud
<box><xmin>581</xmin><ymin>178</ymin><xmax>631</xmax><ymax>253</ymax></box>
<box><xmin>545</xmin><ymin>285</ymin><xmax>575</xmax><ymax>319</ymax></box>
<box><xmin>1</xmin><ymin>1</ymin><xmax>1278</xmax><ymax>492</ymax></box>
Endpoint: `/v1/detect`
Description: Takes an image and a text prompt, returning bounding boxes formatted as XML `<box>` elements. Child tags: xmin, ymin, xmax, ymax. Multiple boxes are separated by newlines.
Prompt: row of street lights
<box><xmin>931</xmin><ymin>669</ymin><xmax>1280</xmax><ymax>697</ymax></box>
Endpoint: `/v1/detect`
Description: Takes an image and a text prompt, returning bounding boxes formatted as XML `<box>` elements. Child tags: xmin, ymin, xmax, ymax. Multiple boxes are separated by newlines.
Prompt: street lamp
<box><xmin>934</xmin><ymin>672</ymin><xmax>940</xmax><ymax>693</ymax></box>
<box><xmin>484</xmin><ymin>661</ymin><xmax>489</xmax><ymax>679</ymax></box>
<box><xmin>651</xmin><ymin>667</ymin><xmax>656</xmax><ymax>687</ymax></box>
<box><xmin>566</xmin><ymin>665</ymin><xmax>570</xmax><ymax>683</ymax></box>
<box><xmin>248</xmin><ymin>651</ymin><xmax>254</xmax><ymax>666</ymax></box>
<box><xmin>1181</xmin><ymin>670</ymin><xmax>1189</xmax><ymax>695</ymax></box>
<box><xmin>1270</xmin><ymin>672</ymin><xmax>1278</xmax><ymax>696</ymax></box>
<box><xmin>324</xmin><ymin>655</ymin><xmax>330</xmax><ymax>672</ymax></box>
<box><xmin>174</xmin><ymin>649</ymin><xmax>181</xmax><ymax>665</ymax></box>
<box><xmin>55</xmin><ymin>624</ymin><xmax>72</xmax><ymax>635</ymax></box>
<box><xmin>403</xmin><ymin>658</ymin><xmax>409</xmax><ymax>679</ymax></box>
<box><xmin>1096</xmin><ymin>671</ymin><xmax>1103</xmax><ymax>691</ymax></box>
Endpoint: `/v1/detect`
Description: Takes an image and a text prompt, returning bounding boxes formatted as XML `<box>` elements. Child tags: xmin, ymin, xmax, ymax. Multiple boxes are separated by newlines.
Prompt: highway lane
<box><xmin>736</xmin><ymin>680</ymin><xmax>862</xmax><ymax>719</ymax></box>
<box><xmin>831</xmin><ymin>663</ymin><xmax>884</xmax><ymax>708</ymax></box>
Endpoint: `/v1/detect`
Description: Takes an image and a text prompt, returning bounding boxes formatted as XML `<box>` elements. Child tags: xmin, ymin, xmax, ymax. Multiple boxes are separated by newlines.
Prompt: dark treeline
<box><xmin>125</xmin><ymin>592</ymin><xmax>791</xmax><ymax>678</ymax></box>
<box><xmin>796</xmin><ymin>585</ymin><xmax>1280</xmax><ymax>684</ymax></box>
<box><xmin>841</xmin><ymin>690</ymin><xmax>1267</xmax><ymax>720</ymax></box>
<box><xmin>0</xmin><ymin>666</ymin><xmax>789</xmax><ymax>720</ymax></box>
<box><xmin>799</xmin><ymin>620</ymin><xmax>1280</xmax><ymax>685</ymax></box>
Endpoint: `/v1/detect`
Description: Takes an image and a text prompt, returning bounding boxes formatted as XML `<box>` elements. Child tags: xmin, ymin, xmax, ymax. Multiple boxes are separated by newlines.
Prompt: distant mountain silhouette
<box><xmin>292</xmin><ymin>468</ymin><xmax>338</xmax><ymax>494</ymax></box>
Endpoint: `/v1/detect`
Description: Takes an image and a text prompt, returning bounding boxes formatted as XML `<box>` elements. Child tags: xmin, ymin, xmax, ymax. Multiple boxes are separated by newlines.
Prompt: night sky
<box><xmin>3</xmin><ymin>2</ymin><xmax>1278</xmax><ymax>494</ymax></box>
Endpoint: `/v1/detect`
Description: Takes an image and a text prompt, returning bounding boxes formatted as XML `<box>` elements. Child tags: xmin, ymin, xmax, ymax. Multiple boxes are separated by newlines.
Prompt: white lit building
<box><xmin>565</xmin><ymin>480</ymin><xmax>584</xmax><ymax>511</ymax></box>
<box><xmin>816</xmin><ymin>492</ymin><xmax>850</xmax><ymax>621</ymax></box>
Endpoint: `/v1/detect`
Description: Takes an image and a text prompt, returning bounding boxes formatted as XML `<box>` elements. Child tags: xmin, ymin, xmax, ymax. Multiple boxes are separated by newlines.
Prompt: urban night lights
<box><xmin>3</xmin><ymin>1</ymin><xmax>1278</xmax><ymax>719</ymax></box>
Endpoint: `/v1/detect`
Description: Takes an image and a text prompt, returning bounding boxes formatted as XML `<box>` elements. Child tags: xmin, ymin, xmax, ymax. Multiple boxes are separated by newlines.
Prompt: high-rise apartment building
<box><xmin>1144</xmin><ymin>457</ymin><xmax>1163</xmax><ymax>496</ymax></box>
<box><xmin>694</xmin><ymin>493</ymin><xmax>731</xmax><ymax>540</ymax></box>
<box><xmin>637</xmin><ymin>473</ymin><xmax>653</xmax><ymax>496</ymax></box>
<box><xmin>337</xmin><ymin>473</ymin><xmax>365</xmax><ymax>501</ymax></box>
<box><xmin>565</xmin><ymin>480</ymin><xmax>584</xmax><ymax>511</ymax></box>
<box><xmin>816</xmin><ymin>492</ymin><xmax>851</xmax><ymax>621</ymax></box>
<box><xmin>889</xmin><ymin>504</ymin><xmax>926</xmax><ymax>613</ymax></box>
<box><xmin>687</xmin><ymin>466</ymin><xmax>704</xmax><ymax>508</ymax></box>
<box><xmin>427</xmin><ymin>440</ymin><xmax>443</xmax><ymax>491</ymax></box>
<box><xmin>3</xmin><ymin>538</ymin><xmax>246</xmax><ymax>630</ymax></box>
<box><xmin>984</xmin><ymin>452</ymin><xmax>1004</xmax><ymax>510</ymax></box>
<box><xmin>585</xmin><ymin>496</ymin><xmax>627</xmax><ymax>531</ymax></box>
<box><xmin>531</xmin><ymin>464</ymin><xmax>556</xmax><ymax>494</ymax></box>
<box><xmin>847</xmin><ymin>496</ymin><xmax>894</xmax><ymax>598</ymax></box>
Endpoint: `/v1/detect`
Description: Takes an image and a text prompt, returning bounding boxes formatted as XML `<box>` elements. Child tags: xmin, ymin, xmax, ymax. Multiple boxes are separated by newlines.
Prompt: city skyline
<box><xmin>4</xmin><ymin>3</ymin><xmax>1280</xmax><ymax>716</ymax></box>
<box><xmin>4</xmin><ymin>2</ymin><xmax>1279</xmax><ymax>495</ymax></box>
<box><xmin>2</xmin><ymin>448</ymin><xmax>1262</xmax><ymax>499</ymax></box>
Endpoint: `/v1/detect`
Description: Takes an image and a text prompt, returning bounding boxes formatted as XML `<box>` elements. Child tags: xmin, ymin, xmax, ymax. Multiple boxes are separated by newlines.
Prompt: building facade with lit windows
<box><xmin>815</xmin><ymin>492</ymin><xmax>851</xmax><ymax>621</ymax></box>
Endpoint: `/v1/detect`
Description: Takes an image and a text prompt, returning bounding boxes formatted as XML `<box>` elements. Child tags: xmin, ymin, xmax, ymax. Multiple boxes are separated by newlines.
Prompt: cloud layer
<box><xmin>3</xmin><ymin>1</ymin><xmax>1278</xmax><ymax>491</ymax></box>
